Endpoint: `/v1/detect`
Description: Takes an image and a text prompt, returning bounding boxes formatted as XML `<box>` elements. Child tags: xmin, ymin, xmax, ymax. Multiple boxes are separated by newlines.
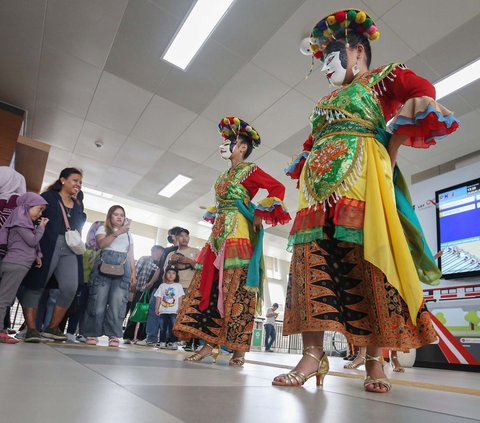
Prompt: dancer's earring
<box><xmin>352</xmin><ymin>63</ymin><xmax>360</xmax><ymax>76</ymax></box>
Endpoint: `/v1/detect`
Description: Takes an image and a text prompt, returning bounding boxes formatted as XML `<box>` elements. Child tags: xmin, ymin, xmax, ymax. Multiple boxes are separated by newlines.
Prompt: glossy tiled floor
<box><xmin>0</xmin><ymin>340</ymin><xmax>478</xmax><ymax>423</ymax></box>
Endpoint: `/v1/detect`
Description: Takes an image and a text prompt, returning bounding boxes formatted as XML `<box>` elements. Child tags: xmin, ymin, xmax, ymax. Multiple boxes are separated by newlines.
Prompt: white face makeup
<box><xmin>321</xmin><ymin>51</ymin><xmax>346</xmax><ymax>87</ymax></box>
<box><xmin>219</xmin><ymin>140</ymin><xmax>235</xmax><ymax>160</ymax></box>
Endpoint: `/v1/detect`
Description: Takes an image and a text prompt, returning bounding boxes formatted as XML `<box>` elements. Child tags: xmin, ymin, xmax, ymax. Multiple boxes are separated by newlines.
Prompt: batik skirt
<box><xmin>173</xmin><ymin>266</ymin><xmax>257</xmax><ymax>352</ymax></box>
<box><xmin>283</xmin><ymin>220</ymin><xmax>437</xmax><ymax>349</ymax></box>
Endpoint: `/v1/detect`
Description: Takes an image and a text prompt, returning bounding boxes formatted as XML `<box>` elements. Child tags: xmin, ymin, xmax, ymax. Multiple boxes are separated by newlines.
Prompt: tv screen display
<box><xmin>436</xmin><ymin>178</ymin><xmax>480</xmax><ymax>279</ymax></box>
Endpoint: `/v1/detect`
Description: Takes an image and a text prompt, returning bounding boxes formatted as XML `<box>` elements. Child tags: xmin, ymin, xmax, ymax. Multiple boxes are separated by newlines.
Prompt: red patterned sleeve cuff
<box><xmin>389</xmin><ymin>96</ymin><xmax>459</xmax><ymax>148</ymax></box>
<box><xmin>254</xmin><ymin>197</ymin><xmax>291</xmax><ymax>226</ymax></box>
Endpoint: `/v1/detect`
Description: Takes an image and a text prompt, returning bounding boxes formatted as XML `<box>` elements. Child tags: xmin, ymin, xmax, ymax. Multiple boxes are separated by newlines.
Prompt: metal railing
<box><xmin>252</xmin><ymin>319</ymin><xmax>347</xmax><ymax>356</ymax></box>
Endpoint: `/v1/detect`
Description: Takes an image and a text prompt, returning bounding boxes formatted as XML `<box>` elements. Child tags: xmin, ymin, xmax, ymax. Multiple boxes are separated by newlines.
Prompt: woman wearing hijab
<box><xmin>0</xmin><ymin>193</ymin><xmax>49</xmax><ymax>343</ymax></box>
<box><xmin>0</xmin><ymin>166</ymin><xmax>27</xmax><ymax>332</ymax></box>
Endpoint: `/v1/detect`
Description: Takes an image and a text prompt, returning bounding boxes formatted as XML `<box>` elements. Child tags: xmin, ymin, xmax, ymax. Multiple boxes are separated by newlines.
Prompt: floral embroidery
<box><xmin>216</xmin><ymin>178</ymin><xmax>229</xmax><ymax>197</ymax></box>
<box><xmin>212</xmin><ymin>214</ymin><xmax>226</xmax><ymax>239</ymax></box>
<box><xmin>309</xmin><ymin>140</ymin><xmax>348</xmax><ymax>175</ymax></box>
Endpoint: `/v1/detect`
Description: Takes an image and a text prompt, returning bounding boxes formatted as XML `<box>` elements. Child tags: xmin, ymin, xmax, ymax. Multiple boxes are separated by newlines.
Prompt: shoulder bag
<box><xmin>59</xmin><ymin>201</ymin><xmax>86</xmax><ymax>255</ymax></box>
<box><xmin>129</xmin><ymin>289</ymin><xmax>150</xmax><ymax>323</ymax></box>
<box><xmin>99</xmin><ymin>233</ymin><xmax>130</xmax><ymax>277</ymax></box>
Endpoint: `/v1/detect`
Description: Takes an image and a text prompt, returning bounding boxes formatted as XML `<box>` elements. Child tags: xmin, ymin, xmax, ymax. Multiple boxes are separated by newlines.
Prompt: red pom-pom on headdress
<box><xmin>310</xmin><ymin>9</ymin><xmax>379</xmax><ymax>61</ymax></box>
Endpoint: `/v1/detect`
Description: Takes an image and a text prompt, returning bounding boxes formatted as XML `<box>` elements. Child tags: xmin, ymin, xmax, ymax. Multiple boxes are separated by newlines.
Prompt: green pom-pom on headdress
<box><xmin>310</xmin><ymin>9</ymin><xmax>380</xmax><ymax>61</ymax></box>
<box><xmin>217</xmin><ymin>117</ymin><xmax>261</xmax><ymax>148</ymax></box>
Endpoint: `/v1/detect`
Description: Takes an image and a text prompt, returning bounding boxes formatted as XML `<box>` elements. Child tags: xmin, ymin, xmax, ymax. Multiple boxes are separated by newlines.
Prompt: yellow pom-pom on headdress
<box><xmin>310</xmin><ymin>9</ymin><xmax>379</xmax><ymax>62</ymax></box>
<box><xmin>217</xmin><ymin>117</ymin><xmax>261</xmax><ymax>148</ymax></box>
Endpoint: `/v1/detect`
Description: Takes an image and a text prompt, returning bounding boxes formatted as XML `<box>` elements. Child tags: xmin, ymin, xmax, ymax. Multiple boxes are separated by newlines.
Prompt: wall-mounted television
<box><xmin>436</xmin><ymin>178</ymin><xmax>480</xmax><ymax>279</ymax></box>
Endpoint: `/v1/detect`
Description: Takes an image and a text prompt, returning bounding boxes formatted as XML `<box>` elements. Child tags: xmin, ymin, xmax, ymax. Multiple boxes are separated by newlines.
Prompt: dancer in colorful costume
<box><xmin>174</xmin><ymin>117</ymin><xmax>290</xmax><ymax>366</ymax></box>
<box><xmin>273</xmin><ymin>9</ymin><xmax>459</xmax><ymax>392</ymax></box>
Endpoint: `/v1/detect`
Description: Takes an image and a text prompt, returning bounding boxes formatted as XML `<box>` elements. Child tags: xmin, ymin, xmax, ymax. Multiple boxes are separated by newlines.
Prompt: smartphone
<box><xmin>124</xmin><ymin>218</ymin><xmax>131</xmax><ymax>226</ymax></box>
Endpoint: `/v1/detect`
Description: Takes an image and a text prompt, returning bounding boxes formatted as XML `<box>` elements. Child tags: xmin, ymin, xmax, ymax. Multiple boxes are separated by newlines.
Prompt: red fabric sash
<box><xmin>198</xmin><ymin>246</ymin><xmax>219</xmax><ymax>311</ymax></box>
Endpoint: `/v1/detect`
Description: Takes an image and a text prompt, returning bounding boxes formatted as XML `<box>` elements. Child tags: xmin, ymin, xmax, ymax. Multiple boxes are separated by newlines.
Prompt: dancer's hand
<box><xmin>253</xmin><ymin>215</ymin><xmax>262</xmax><ymax>233</ymax></box>
<box><xmin>388</xmin><ymin>134</ymin><xmax>408</xmax><ymax>171</ymax></box>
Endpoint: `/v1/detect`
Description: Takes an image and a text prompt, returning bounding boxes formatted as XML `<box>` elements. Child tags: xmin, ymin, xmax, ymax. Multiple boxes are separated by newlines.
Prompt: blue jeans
<box><xmin>82</xmin><ymin>251</ymin><xmax>131</xmax><ymax>338</ymax></box>
<box><xmin>145</xmin><ymin>294</ymin><xmax>161</xmax><ymax>343</ymax></box>
<box><xmin>264</xmin><ymin>324</ymin><xmax>276</xmax><ymax>350</ymax></box>
<box><xmin>159</xmin><ymin>313</ymin><xmax>177</xmax><ymax>343</ymax></box>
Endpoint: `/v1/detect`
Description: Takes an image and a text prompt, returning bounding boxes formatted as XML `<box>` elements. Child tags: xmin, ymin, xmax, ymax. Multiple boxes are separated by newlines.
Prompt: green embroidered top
<box><xmin>209</xmin><ymin>162</ymin><xmax>256</xmax><ymax>254</ymax></box>
<box><xmin>302</xmin><ymin>63</ymin><xmax>398</xmax><ymax>207</ymax></box>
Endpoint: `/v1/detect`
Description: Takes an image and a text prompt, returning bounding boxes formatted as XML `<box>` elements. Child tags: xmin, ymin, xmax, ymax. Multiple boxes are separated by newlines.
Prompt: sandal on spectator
<box><xmin>0</xmin><ymin>331</ymin><xmax>19</xmax><ymax>344</ymax></box>
<box><xmin>109</xmin><ymin>337</ymin><xmax>120</xmax><ymax>347</ymax></box>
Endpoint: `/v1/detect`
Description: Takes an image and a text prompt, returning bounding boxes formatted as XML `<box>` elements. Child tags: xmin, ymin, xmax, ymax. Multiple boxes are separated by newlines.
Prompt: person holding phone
<box><xmin>82</xmin><ymin>205</ymin><xmax>135</xmax><ymax>347</ymax></box>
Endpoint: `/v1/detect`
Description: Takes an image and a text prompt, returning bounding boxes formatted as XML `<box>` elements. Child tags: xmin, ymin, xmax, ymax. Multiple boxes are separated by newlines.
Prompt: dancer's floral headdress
<box><xmin>310</xmin><ymin>9</ymin><xmax>380</xmax><ymax>62</ymax></box>
<box><xmin>218</xmin><ymin>116</ymin><xmax>261</xmax><ymax>148</ymax></box>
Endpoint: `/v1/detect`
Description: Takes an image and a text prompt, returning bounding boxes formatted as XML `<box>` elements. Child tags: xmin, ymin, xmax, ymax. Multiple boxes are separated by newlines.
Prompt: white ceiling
<box><xmin>1</xmin><ymin>0</ymin><xmax>480</xmax><ymax>247</ymax></box>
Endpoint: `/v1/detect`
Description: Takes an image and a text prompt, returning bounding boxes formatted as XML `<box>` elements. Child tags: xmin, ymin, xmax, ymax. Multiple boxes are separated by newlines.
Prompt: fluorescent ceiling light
<box><xmin>82</xmin><ymin>186</ymin><xmax>113</xmax><ymax>199</ymax></box>
<box><xmin>435</xmin><ymin>57</ymin><xmax>480</xmax><ymax>100</ymax></box>
<box><xmin>82</xmin><ymin>186</ymin><xmax>102</xmax><ymax>196</ymax></box>
<box><xmin>158</xmin><ymin>175</ymin><xmax>192</xmax><ymax>198</ymax></box>
<box><xmin>162</xmin><ymin>0</ymin><xmax>235</xmax><ymax>70</ymax></box>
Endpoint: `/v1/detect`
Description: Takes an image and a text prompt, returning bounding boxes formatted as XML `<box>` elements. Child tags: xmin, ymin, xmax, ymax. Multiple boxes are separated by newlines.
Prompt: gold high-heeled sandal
<box><xmin>390</xmin><ymin>352</ymin><xmax>405</xmax><ymax>373</ymax></box>
<box><xmin>363</xmin><ymin>354</ymin><xmax>391</xmax><ymax>393</ymax></box>
<box><xmin>344</xmin><ymin>355</ymin><xmax>365</xmax><ymax>369</ymax></box>
<box><xmin>229</xmin><ymin>353</ymin><xmax>245</xmax><ymax>367</ymax></box>
<box><xmin>392</xmin><ymin>363</ymin><xmax>405</xmax><ymax>373</ymax></box>
<box><xmin>184</xmin><ymin>343</ymin><xmax>220</xmax><ymax>363</ymax></box>
<box><xmin>272</xmin><ymin>346</ymin><xmax>329</xmax><ymax>387</ymax></box>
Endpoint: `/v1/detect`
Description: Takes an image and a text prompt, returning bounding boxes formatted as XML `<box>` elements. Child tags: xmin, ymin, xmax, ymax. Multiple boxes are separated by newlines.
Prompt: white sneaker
<box><xmin>137</xmin><ymin>340</ymin><xmax>157</xmax><ymax>347</ymax></box>
<box><xmin>167</xmin><ymin>342</ymin><xmax>178</xmax><ymax>350</ymax></box>
<box><xmin>66</xmin><ymin>333</ymin><xmax>77</xmax><ymax>343</ymax></box>
<box><xmin>14</xmin><ymin>328</ymin><xmax>26</xmax><ymax>340</ymax></box>
<box><xmin>158</xmin><ymin>342</ymin><xmax>167</xmax><ymax>349</ymax></box>
<box><xmin>76</xmin><ymin>335</ymin><xmax>86</xmax><ymax>343</ymax></box>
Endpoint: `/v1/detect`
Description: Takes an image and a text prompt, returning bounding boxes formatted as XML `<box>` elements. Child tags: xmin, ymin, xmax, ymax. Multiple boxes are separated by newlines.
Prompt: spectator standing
<box><xmin>83</xmin><ymin>205</ymin><xmax>135</xmax><ymax>347</ymax></box>
<box><xmin>123</xmin><ymin>245</ymin><xmax>163</xmax><ymax>343</ymax></box>
<box><xmin>0</xmin><ymin>167</ymin><xmax>26</xmax><ymax>333</ymax></box>
<box><xmin>138</xmin><ymin>227</ymin><xmax>181</xmax><ymax>346</ymax></box>
<box><xmin>163</xmin><ymin>227</ymin><xmax>199</xmax><ymax>351</ymax></box>
<box><xmin>65</xmin><ymin>221</ymin><xmax>103</xmax><ymax>343</ymax></box>
<box><xmin>264</xmin><ymin>303</ymin><xmax>279</xmax><ymax>352</ymax></box>
<box><xmin>0</xmin><ymin>193</ymin><xmax>48</xmax><ymax>343</ymax></box>
<box><xmin>155</xmin><ymin>265</ymin><xmax>183</xmax><ymax>350</ymax></box>
<box><xmin>21</xmin><ymin>168</ymin><xmax>85</xmax><ymax>343</ymax></box>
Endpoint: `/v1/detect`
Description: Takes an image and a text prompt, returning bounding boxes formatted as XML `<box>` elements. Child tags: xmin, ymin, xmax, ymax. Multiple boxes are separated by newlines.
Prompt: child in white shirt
<box><xmin>155</xmin><ymin>266</ymin><xmax>184</xmax><ymax>350</ymax></box>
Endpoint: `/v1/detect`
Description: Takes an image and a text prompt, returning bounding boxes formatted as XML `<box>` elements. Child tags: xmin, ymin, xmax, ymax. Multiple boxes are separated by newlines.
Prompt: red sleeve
<box><xmin>241</xmin><ymin>167</ymin><xmax>286</xmax><ymax>200</ymax></box>
<box><xmin>379</xmin><ymin>68</ymin><xmax>436</xmax><ymax>122</ymax></box>
<box><xmin>241</xmin><ymin>167</ymin><xmax>291</xmax><ymax>226</ymax></box>
<box><xmin>303</xmin><ymin>133</ymin><xmax>314</xmax><ymax>152</ymax></box>
<box><xmin>284</xmin><ymin>133</ymin><xmax>313</xmax><ymax>183</ymax></box>
<box><xmin>379</xmin><ymin>66</ymin><xmax>459</xmax><ymax>148</ymax></box>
